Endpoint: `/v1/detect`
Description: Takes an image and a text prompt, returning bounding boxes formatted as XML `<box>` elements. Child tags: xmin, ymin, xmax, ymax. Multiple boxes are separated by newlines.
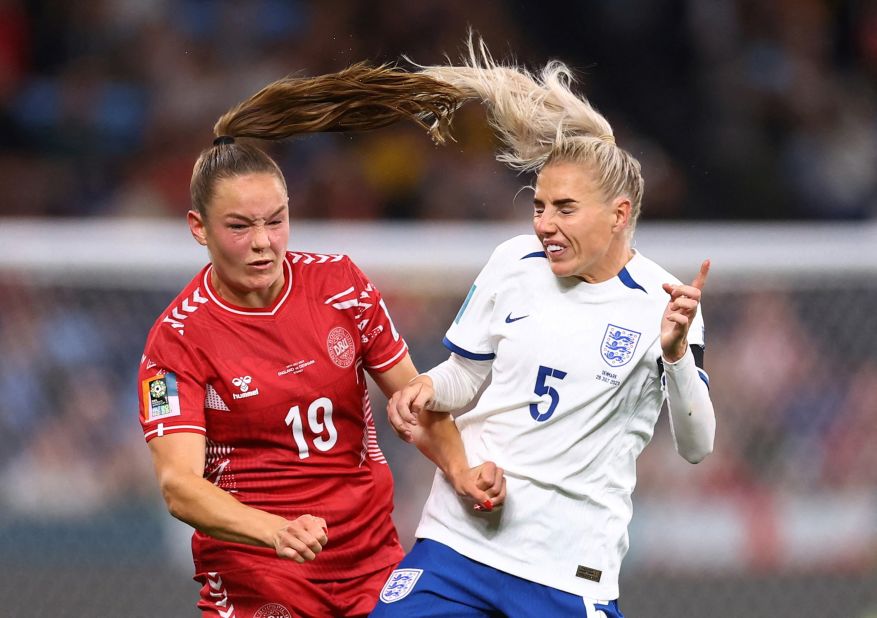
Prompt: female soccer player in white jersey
<box><xmin>137</xmin><ymin>66</ymin><xmax>463</xmax><ymax>617</ymax></box>
<box><xmin>374</xmin><ymin>39</ymin><xmax>716</xmax><ymax>618</ymax></box>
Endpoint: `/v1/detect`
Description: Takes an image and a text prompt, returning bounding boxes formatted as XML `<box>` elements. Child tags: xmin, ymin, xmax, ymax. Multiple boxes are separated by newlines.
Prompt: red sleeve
<box><xmin>346</xmin><ymin>259</ymin><xmax>408</xmax><ymax>372</ymax></box>
<box><xmin>138</xmin><ymin>325</ymin><xmax>208</xmax><ymax>442</ymax></box>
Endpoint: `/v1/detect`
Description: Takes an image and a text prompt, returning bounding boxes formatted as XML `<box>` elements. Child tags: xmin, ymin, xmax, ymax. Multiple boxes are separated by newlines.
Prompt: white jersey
<box><xmin>415</xmin><ymin>235</ymin><xmax>706</xmax><ymax>600</ymax></box>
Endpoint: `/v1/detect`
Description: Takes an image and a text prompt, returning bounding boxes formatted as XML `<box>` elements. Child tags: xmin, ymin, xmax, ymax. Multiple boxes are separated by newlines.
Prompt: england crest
<box><xmin>379</xmin><ymin>568</ymin><xmax>423</xmax><ymax>604</ymax></box>
<box><xmin>601</xmin><ymin>324</ymin><xmax>641</xmax><ymax>367</ymax></box>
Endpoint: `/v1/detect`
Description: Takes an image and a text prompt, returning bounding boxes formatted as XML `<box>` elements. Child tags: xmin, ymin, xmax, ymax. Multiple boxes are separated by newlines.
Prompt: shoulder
<box><xmin>483</xmin><ymin>235</ymin><xmax>546</xmax><ymax>273</ymax></box>
<box><xmin>625</xmin><ymin>251</ymin><xmax>681</xmax><ymax>292</ymax></box>
<box><xmin>147</xmin><ymin>266</ymin><xmax>213</xmax><ymax>343</ymax></box>
<box><xmin>287</xmin><ymin>250</ymin><xmax>371</xmax><ymax>291</ymax></box>
<box><xmin>493</xmin><ymin>234</ymin><xmax>544</xmax><ymax>260</ymax></box>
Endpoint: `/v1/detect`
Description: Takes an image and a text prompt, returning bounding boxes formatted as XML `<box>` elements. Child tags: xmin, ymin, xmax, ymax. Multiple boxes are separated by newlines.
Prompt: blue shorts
<box><xmin>370</xmin><ymin>539</ymin><xmax>624</xmax><ymax>618</ymax></box>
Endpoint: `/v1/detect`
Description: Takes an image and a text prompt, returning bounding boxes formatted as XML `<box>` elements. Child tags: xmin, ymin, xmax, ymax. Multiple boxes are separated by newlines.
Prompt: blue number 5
<box><xmin>530</xmin><ymin>365</ymin><xmax>568</xmax><ymax>422</ymax></box>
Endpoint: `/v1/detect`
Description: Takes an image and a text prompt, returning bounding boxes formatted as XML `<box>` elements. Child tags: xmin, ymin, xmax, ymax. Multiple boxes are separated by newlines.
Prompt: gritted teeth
<box><xmin>545</xmin><ymin>244</ymin><xmax>565</xmax><ymax>253</ymax></box>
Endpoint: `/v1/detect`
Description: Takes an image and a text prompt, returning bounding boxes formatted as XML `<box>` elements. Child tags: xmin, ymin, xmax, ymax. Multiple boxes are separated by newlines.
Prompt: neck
<box><xmin>577</xmin><ymin>240</ymin><xmax>634</xmax><ymax>284</ymax></box>
<box><xmin>210</xmin><ymin>268</ymin><xmax>285</xmax><ymax>309</ymax></box>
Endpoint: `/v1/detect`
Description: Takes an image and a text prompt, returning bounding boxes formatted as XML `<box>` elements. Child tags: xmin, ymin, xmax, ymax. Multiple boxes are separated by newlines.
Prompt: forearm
<box><xmin>663</xmin><ymin>346</ymin><xmax>716</xmax><ymax>463</ymax></box>
<box><xmin>158</xmin><ymin>469</ymin><xmax>287</xmax><ymax>547</ymax></box>
<box><xmin>411</xmin><ymin>411</ymin><xmax>470</xmax><ymax>491</ymax></box>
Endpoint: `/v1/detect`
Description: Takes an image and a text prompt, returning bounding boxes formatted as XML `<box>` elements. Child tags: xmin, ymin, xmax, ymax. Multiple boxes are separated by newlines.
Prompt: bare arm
<box><xmin>368</xmin><ymin>352</ymin><xmax>419</xmax><ymax>399</ymax></box>
<box><xmin>148</xmin><ymin>432</ymin><xmax>327</xmax><ymax>562</ymax></box>
<box><xmin>387</xmin><ymin>373</ymin><xmax>505</xmax><ymax>510</ymax></box>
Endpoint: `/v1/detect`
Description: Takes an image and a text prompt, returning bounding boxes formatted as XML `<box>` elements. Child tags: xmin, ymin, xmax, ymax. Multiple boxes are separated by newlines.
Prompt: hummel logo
<box><xmin>505</xmin><ymin>313</ymin><xmax>529</xmax><ymax>323</ymax></box>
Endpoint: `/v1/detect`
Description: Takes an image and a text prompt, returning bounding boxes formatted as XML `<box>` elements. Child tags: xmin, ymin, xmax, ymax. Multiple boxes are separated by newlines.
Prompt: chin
<box><xmin>548</xmin><ymin>261</ymin><xmax>575</xmax><ymax>278</ymax></box>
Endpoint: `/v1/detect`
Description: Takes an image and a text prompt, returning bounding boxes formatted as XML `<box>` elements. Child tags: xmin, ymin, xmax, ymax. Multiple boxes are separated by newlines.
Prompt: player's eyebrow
<box><xmin>533</xmin><ymin>197</ymin><xmax>578</xmax><ymax>206</ymax></box>
<box><xmin>223</xmin><ymin>206</ymin><xmax>287</xmax><ymax>223</ymax></box>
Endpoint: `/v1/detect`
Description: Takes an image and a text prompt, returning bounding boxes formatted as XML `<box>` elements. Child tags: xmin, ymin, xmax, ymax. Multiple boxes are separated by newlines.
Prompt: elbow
<box><xmin>679</xmin><ymin>439</ymin><xmax>714</xmax><ymax>464</ymax></box>
<box><xmin>157</xmin><ymin>472</ymin><xmax>192</xmax><ymax>522</ymax></box>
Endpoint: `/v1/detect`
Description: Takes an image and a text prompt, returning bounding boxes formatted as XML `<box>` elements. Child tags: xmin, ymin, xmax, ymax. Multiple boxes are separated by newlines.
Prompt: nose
<box><xmin>251</xmin><ymin>223</ymin><xmax>270</xmax><ymax>250</ymax></box>
<box><xmin>534</xmin><ymin>210</ymin><xmax>557</xmax><ymax>236</ymax></box>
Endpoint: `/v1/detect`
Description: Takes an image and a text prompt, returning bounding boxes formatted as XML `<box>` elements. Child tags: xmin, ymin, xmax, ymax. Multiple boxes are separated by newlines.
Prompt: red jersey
<box><xmin>138</xmin><ymin>251</ymin><xmax>407</xmax><ymax>581</ymax></box>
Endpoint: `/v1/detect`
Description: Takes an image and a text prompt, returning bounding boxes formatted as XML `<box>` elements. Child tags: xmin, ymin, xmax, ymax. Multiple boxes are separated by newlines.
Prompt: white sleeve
<box><xmin>424</xmin><ymin>353</ymin><xmax>492</xmax><ymax>412</ymax></box>
<box><xmin>443</xmin><ymin>247</ymin><xmax>502</xmax><ymax>360</ymax></box>
<box><xmin>663</xmin><ymin>346</ymin><xmax>715</xmax><ymax>463</ymax></box>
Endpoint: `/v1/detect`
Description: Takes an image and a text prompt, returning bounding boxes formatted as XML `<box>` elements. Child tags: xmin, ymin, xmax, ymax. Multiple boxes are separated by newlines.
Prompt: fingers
<box><xmin>662</xmin><ymin>282</ymin><xmax>702</xmax><ymax>303</ymax></box>
<box><xmin>412</xmin><ymin>384</ymin><xmax>434</xmax><ymax>414</ymax></box>
<box><xmin>275</xmin><ymin>515</ymin><xmax>328</xmax><ymax>563</ymax></box>
<box><xmin>387</xmin><ymin>397</ymin><xmax>415</xmax><ymax>442</ymax></box>
<box><xmin>387</xmin><ymin>385</ymin><xmax>423</xmax><ymax>442</ymax></box>
<box><xmin>663</xmin><ymin>259</ymin><xmax>710</xmax><ymax>300</ymax></box>
<box><xmin>472</xmin><ymin>462</ymin><xmax>506</xmax><ymax>511</ymax></box>
<box><xmin>691</xmin><ymin>259</ymin><xmax>710</xmax><ymax>290</ymax></box>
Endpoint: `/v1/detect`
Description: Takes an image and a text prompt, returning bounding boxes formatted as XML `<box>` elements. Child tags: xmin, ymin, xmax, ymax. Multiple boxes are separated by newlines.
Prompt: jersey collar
<box><xmin>203</xmin><ymin>255</ymin><xmax>293</xmax><ymax>316</ymax></box>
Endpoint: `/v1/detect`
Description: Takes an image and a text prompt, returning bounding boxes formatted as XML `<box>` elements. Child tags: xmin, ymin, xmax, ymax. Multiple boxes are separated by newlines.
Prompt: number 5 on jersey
<box><xmin>285</xmin><ymin>397</ymin><xmax>337</xmax><ymax>458</ymax></box>
<box><xmin>530</xmin><ymin>365</ymin><xmax>567</xmax><ymax>422</ymax></box>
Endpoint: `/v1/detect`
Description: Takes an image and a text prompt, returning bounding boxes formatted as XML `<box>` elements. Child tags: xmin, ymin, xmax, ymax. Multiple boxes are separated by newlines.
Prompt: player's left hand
<box><xmin>661</xmin><ymin>259</ymin><xmax>709</xmax><ymax>363</ymax></box>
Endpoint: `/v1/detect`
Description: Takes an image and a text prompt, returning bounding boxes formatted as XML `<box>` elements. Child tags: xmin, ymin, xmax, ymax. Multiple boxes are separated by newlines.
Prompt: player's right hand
<box><xmin>387</xmin><ymin>377</ymin><xmax>435</xmax><ymax>443</ymax></box>
<box><xmin>273</xmin><ymin>514</ymin><xmax>328</xmax><ymax>563</ymax></box>
<box><xmin>451</xmin><ymin>461</ymin><xmax>506</xmax><ymax>512</ymax></box>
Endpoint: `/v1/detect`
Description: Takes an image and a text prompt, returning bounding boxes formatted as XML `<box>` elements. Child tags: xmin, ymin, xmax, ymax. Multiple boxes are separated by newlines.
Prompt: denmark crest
<box><xmin>601</xmin><ymin>324</ymin><xmax>641</xmax><ymax>367</ymax></box>
<box><xmin>254</xmin><ymin>602</ymin><xmax>292</xmax><ymax>618</ymax></box>
<box><xmin>379</xmin><ymin>568</ymin><xmax>423</xmax><ymax>604</ymax></box>
<box><xmin>327</xmin><ymin>326</ymin><xmax>355</xmax><ymax>368</ymax></box>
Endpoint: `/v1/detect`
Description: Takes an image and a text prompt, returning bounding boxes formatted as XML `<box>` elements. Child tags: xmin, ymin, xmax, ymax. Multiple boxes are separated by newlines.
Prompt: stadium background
<box><xmin>1</xmin><ymin>1</ymin><xmax>875</xmax><ymax>616</ymax></box>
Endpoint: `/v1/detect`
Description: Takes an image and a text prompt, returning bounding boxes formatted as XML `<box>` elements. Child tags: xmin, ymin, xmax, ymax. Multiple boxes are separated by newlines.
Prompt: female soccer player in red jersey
<box><xmin>137</xmin><ymin>66</ymin><xmax>462</xmax><ymax>618</ymax></box>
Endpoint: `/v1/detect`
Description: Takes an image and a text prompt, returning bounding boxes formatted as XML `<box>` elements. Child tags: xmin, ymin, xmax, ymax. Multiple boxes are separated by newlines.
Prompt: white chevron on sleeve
<box><xmin>332</xmin><ymin>299</ymin><xmax>359</xmax><ymax>310</ymax></box>
<box><xmin>324</xmin><ymin>286</ymin><xmax>355</xmax><ymax>304</ymax></box>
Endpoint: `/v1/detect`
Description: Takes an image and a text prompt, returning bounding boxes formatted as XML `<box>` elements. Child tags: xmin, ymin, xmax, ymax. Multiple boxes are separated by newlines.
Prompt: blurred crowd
<box><xmin>1</xmin><ymin>0</ymin><xmax>876</xmax><ymax>591</ymax></box>
<box><xmin>1</xmin><ymin>0</ymin><xmax>876</xmax><ymax>221</ymax></box>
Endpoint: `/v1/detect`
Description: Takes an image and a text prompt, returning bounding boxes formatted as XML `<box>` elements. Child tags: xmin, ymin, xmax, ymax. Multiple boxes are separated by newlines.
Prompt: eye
<box><xmin>559</xmin><ymin>208</ymin><xmax>575</xmax><ymax>215</ymax></box>
<box><xmin>227</xmin><ymin>223</ymin><xmax>247</xmax><ymax>231</ymax></box>
<box><xmin>268</xmin><ymin>219</ymin><xmax>283</xmax><ymax>226</ymax></box>
<box><xmin>533</xmin><ymin>206</ymin><xmax>544</xmax><ymax>216</ymax></box>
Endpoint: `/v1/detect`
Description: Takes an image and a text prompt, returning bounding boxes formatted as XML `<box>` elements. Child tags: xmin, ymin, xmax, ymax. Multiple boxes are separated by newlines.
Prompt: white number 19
<box><xmin>284</xmin><ymin>397</ymin><xmax>337</xmax><ymax>459</ymax></box>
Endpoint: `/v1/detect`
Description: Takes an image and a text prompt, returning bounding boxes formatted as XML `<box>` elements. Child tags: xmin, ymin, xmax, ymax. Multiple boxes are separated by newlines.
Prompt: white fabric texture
<box><xmin>415</xmin><ymin>234</ymin><xmax>712</xmax><ymax>601</ymax></box>
<box><xmin>423</xmin><ymin>353</ymin><xmax>492</xmax><ymax>412</ymax></box>
<box><xmin>662</xmin><ymin>346</ymin><xmax>715</xmax><ymax>463</ymax></box>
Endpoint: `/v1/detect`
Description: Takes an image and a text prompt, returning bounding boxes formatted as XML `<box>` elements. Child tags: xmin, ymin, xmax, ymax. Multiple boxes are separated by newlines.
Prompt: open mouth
<box><xmin>544</xmin><ymin>242</ymin><xmax>567</xmax><ymax>258</ymax></box>
<box><xmin>247</xmin><ymin>259</ymin><xmax>274</xmax><ymax>269</ymax></box>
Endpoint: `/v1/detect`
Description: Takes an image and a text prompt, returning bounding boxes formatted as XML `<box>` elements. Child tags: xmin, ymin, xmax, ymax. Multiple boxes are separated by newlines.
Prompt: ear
<box><xmin>611</xmin><ymin>197</ymin><xmax>632</xmax><ymax>233</ymax></box>
<box><xmin>187</xmin><ymin>210</ymin><xmax>208</xmax><ymax>246</ymax></box>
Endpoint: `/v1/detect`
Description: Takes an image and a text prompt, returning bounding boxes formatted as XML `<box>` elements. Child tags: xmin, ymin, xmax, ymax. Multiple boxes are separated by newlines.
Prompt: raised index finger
<box><xmin>691</xmin><ymin>259</ymin><xmax>710</xmax><ymax>291</ymax></box>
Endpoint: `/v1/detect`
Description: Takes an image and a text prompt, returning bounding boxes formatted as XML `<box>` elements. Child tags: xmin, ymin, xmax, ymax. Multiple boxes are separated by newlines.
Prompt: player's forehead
<box><xmin>210</xmin><ymin>172</ymin><xmax>289</xmax><ymax>220</ymax></box>
<box><xmin>533</xmin><ymin>161</ymin><xmax>602</xmax><ymax>203</ymax></box>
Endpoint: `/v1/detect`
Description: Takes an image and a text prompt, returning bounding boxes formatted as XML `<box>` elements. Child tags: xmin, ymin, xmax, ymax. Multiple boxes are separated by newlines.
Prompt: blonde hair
<box><xmin>418</xmin><ymin>36</ymin><xmax>644</xmax><ymax>231</ymax></box>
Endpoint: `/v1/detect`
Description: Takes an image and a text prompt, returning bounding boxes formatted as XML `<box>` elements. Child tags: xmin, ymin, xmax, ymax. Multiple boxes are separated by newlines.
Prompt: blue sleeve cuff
<box><xmin>442</xmin><ymin>336</ymin><xmax>496</xmax><ymax>361</ymax></box>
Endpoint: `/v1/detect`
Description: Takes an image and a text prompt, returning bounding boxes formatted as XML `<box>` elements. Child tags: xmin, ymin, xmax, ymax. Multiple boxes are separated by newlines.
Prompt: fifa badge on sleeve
<box><xmin>142</xmin><ymin>372</ymin><xmax>181</xmax><ymax>421</ymax></box>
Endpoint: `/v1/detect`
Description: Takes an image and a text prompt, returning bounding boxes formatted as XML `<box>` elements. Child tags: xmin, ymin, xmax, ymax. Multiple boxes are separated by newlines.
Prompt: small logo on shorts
<box><xmin>327</xmin><ymin>326</ymin><xmax>355</xmax><ymax>368</ymax></box>
<box><xmin>254</xmin><ymin>603</ymin><xmax>292</xmax><ymax>618</ymax></box>
<box><xmin>379</xmin><ymin>568</ymin><xmax>423</xmax><ymax>604</ymax></box>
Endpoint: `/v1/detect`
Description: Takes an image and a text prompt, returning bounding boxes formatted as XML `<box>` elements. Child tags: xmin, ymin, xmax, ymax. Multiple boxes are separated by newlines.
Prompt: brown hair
<box><xmin>190</xmin><ymin>62</ymin><xmax>463</xmax><ymax>216</ymax></box>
